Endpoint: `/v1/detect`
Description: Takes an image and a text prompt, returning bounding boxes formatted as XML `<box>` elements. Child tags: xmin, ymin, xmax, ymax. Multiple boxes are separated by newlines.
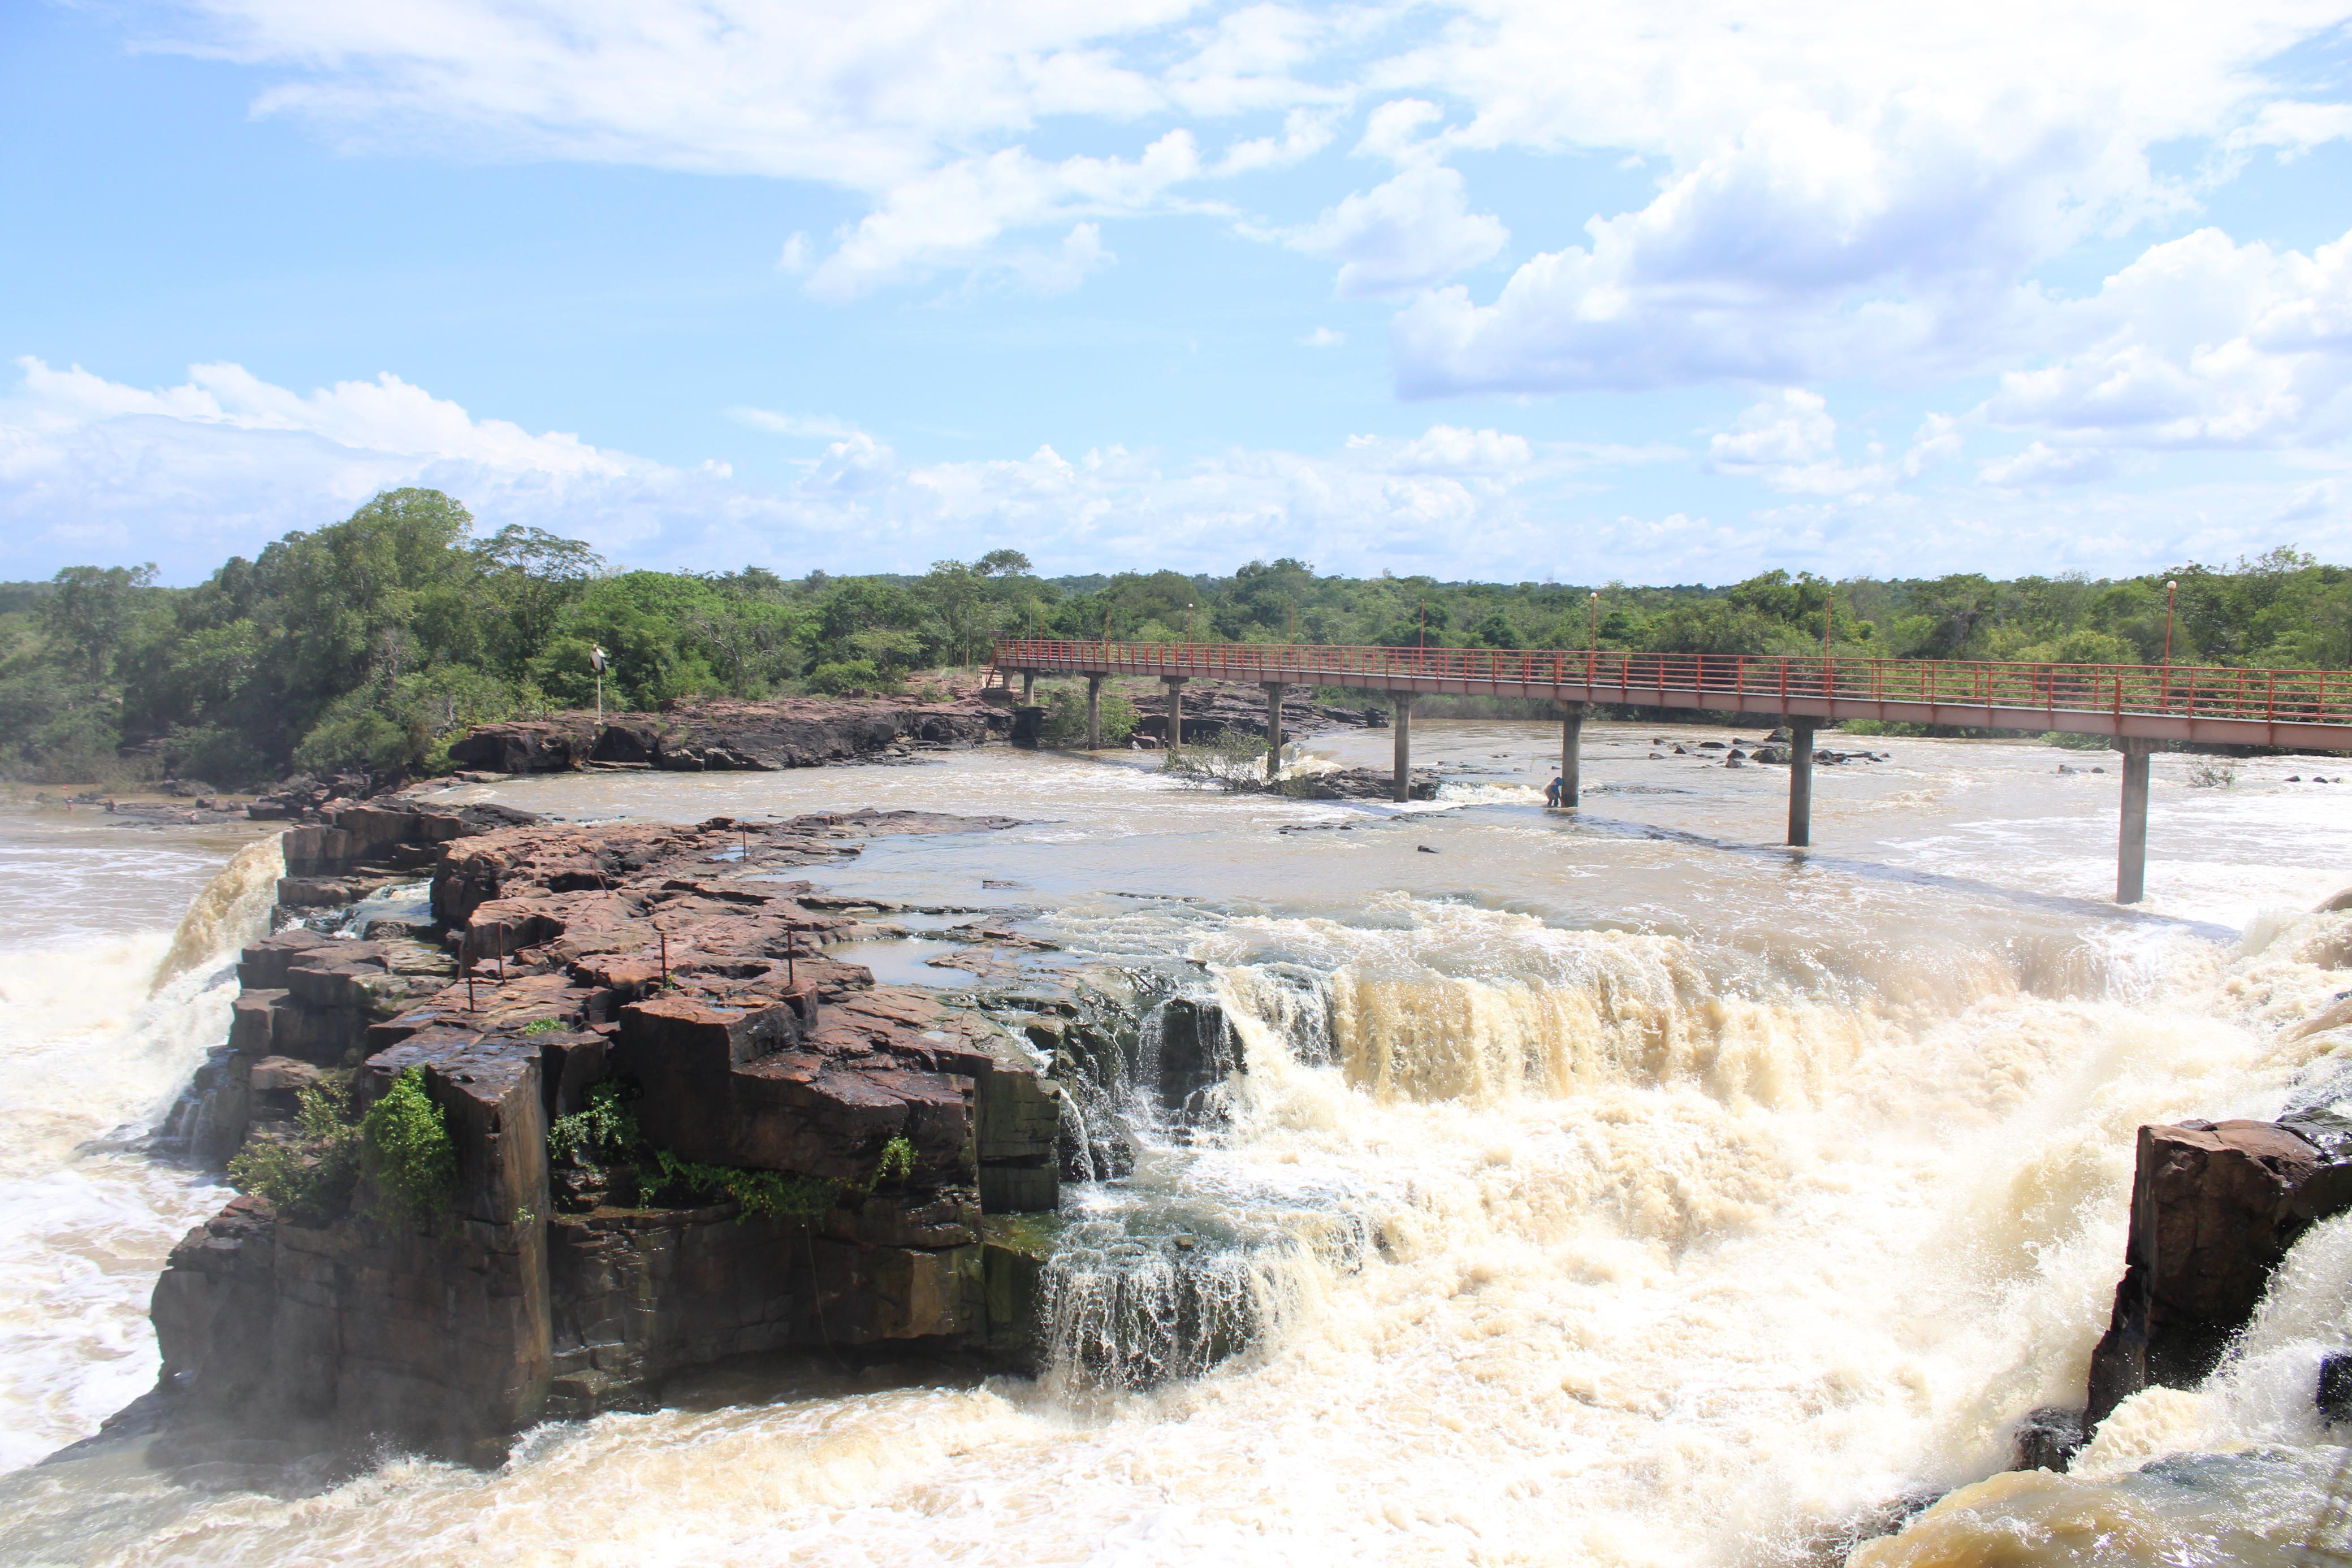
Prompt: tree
<box><xmin>44</xmin><ymin>564</ymin><xmax>157</xmax><ymax>683</ymax></box>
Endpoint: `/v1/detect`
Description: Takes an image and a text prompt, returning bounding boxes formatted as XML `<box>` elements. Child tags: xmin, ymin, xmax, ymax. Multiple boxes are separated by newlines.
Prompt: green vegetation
<box><xmin>520</xmin><ymin>1016</ymin><xmax>566</xmax><ymax>1036</ymax></box>
<box><xmin>649</xmin><ymin>1150</ymin><xmax>842</xmax><ymax>1222</ymax></box>
<box><xmin>1165</xmin><ymin>730</ymin><xmax>1273</xmax><ymax>787</ymax></box>
<box><xmin>544</xmin><ymin>1080</ymin><xmax>921</xmax><ymax>1221</ymax></box>
<box><xmin>227</xmin><ymin>1078</ymin><xmax>362</xmax><ymax>1224</ymax></box>
<box><xmin>874</xmin><ymin>1135</ymin><xmax>917</xmax><ymax>1186</ymax></box>
<box><xmin>546</xmin><ymin>1080</ymin><xmax>639</xmax><ymax>1180</ymax></box>
<box><xmin>1036</xmin><ymin>685</ymin><xmax>1138</xmax><ymax>747</ymax></box>
<box><xmin>360</xmin><ymin>1067</ymin><xmax>457</xmax><ymax>1227</ymax></box>
<box><xmin>7</xmin><ymin>485</ymin><xmax>2346</xmax><ymax>787</ymax></box>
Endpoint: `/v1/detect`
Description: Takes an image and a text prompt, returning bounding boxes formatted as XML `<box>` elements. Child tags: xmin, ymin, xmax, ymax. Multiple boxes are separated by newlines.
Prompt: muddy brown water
<box><xmin>4</xmin><ymin>720</ymin><xmax>2352</xmax><ymax>1564</ymax></box>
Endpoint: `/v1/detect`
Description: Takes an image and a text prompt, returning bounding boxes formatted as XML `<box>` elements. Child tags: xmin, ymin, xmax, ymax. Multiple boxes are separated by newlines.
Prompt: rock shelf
<box><xmin>148</xmin><ymin>794</ymin><xmax>1067</xmax><ymax>1462</ymax></box>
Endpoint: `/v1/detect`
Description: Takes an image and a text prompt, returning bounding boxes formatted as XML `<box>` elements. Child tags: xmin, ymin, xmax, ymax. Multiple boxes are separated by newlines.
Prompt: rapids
<box><xmin>3</xmin><ymin>722</ymin><xmax>2351</xmax><ymax>1565</ymax></box>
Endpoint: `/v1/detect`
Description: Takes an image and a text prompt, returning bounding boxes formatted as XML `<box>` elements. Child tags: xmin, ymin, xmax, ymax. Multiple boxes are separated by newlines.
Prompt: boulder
<box><xmin>2087</xmin><ymin>1115</ymin><xmax>2352</xmax><ymax>1424</ymax></box>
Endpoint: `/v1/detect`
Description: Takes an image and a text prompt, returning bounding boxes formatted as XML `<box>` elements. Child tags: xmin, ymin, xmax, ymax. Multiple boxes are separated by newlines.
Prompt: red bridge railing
<box><xmin>991</xmin><ymin>639</ymin><xmax>2352</xmax><ymax>732</ymax></box>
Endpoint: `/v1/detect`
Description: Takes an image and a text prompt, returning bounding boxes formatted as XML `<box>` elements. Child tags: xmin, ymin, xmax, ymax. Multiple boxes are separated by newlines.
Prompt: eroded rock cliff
<box><xmin>149</xmin><ymin>796</ymin><xmax>1062</xmax><ymax>1462</ymax></box>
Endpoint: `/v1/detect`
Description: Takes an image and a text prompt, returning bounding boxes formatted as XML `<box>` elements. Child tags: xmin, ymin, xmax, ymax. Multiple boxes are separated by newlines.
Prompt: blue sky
<box><xmin>6</xmin><ymin>1</ymin><xmax>2352</xmax><ymax>586</ymax></box>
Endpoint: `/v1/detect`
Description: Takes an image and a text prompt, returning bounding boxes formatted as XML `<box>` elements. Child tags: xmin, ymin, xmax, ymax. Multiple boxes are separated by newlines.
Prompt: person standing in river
<box><xmin>1545</xmin><ymin>775</ymin><xmax>1564</xmax><ymax>808</ymax></box>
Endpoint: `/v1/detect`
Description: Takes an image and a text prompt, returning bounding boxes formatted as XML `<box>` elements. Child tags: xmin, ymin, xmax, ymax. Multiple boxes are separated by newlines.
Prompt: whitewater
<box><xmin>4</xmin><ymin>718</ymin><xmax>2351</xmax><ymax>1565</ymax></box>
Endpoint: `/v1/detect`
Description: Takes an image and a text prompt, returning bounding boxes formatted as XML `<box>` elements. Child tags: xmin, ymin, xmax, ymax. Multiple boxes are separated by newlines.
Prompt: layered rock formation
<box><xmin>149</xmin><ymin>796</ymin><xmax>1065</xmax><ymax>1462</ymax></box>
<box><xmin>2084</xmin><ymin>1113</ymin><xmax>2352</xmax><ymax>1425</ymax></box>
<box><xmin>448</xmin><ymin>694</ymin><xmax>1009</xmax><ymax>775</ymax></box>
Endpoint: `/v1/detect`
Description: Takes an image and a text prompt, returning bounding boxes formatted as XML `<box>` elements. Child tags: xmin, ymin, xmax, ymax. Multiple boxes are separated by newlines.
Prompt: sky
<box><xmin>6</xmin><ymin>2</ymin><xmax>2352</xmax><ymax>586</ymax></box>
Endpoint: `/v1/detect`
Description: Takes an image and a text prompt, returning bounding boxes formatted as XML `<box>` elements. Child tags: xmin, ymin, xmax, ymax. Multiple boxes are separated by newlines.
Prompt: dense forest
<box><xmin>3</xmin><ymin>487</ymin><xmax>2347</xmax><ymax>788</ymax></box>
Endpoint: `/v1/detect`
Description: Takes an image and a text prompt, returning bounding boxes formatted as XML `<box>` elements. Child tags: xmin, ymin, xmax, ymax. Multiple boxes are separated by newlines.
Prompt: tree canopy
<box><xmin>2</xmin><ymin>487</ymin><xmax>2345</xmax><ymax>786</ymax></box>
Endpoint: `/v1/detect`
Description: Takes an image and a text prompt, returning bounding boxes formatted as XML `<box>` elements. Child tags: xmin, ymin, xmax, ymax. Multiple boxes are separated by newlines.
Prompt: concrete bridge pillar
<box><xmin>1788</xmin><ymin>720</ymin><xmax>1817</xmax><ymax>847</ymax></box>
<box><xmin>1086</xmin><ymin>674</ymin><xmax>1104</xmax><ymax>751</ymax></box>
<box><xmin>1020</xmin><ymin>669</ymin><xmax>1035</xmax><ymax>703</ymax></box>
<box><xmin>2117</xmin><ymin>739</ymin><xmax>2154</xmax><ymax>903</ymax></box>
<box><xmin>1559</xmin><ymin>703</ymin><xmax>1585</xmax><ymax>808</ymax></box>
<box><xmin>1393</xmin><ymin>694</ymin><xmax>1415</xmax><ymax>803</ymax></box>
<box><xmin>1164</xmin><ymin>677</ymin><xmax>1188</xmax><ymax>748</ymax></box>
<box><xmin>1263</xmin><ymin>682</ymin><xmax>1288</xmax><ymax>781</ymax></box>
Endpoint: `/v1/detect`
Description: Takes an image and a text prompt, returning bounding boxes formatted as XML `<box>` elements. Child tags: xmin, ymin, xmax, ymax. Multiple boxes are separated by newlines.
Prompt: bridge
<box><xmin>991</xmin><ymin>638</ymin><xmax>2352</xmax><ymax>904</ymax></box>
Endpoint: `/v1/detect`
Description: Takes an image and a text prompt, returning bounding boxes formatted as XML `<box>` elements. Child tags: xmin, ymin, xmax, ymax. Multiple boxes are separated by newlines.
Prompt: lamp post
<box><xmin>1186</xmin><ymin>603</ymin><xmax>1195</xmax><ymax>640</ymax></box>
<box><xmin>590</xmin><ymin>644</ymin><xmax>608</xmax><ymax>724</ymax></box>
<box><xmin>1588</xmin><ymin>590</ymin><xmax>1599</xmax><ymax>650</ymax></box>
<box><xmin>2161</xmin><ymin>579</ymin><xmax>2178</xmax><ymax>665</ymax></box>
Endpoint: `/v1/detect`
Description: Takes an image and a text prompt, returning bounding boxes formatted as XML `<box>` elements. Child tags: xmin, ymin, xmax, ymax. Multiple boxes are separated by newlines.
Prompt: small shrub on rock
<box><xmin>360</xmin><ymin>1067</ymin><xmax>457</xmax><ymax>1227</ymax></box>
<box><xmin>227</xmin><ymin>1080</ymin><xmax>361</xmax><ymax>1223</ymax></box>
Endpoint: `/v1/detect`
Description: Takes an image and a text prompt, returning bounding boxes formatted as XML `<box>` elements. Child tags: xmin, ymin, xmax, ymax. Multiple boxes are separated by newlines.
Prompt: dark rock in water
<box><xmin>1800</xmin><ymin>1484</ymin><xmax>1944</xmax><ymax>1561</ymax></box>
<box><xmin>2011</xmin><ymin>1406</ymin><xmax>2087</xmax><ymax>1471</ymax></box>
<box><xmin>2320</xmin><ymin>1353</ymin><xmax>2352</xmax><ymax>1424</ymax></box>
<box><xmin>1149</xmin><ymin>996</ymin><xmax>1241</xmax><ymax>1119</ymax></box>
<box><xmin>1750</xmin><ymin>746</ymin><xmax>1791</xmax><ymax>765</ymax></box>
<box><xmin>1259</xmin><ymin>766</ymin><xmax>1438</xmax><ymax>802</ymax></box>
<box><xmin>1697</xmin><ymin>740</ymin><xmax>1727</xmax><ymax>751</ymax></box>
<box><xmin>2087</xmin><ymin>1116</ymin><xmax>2352</xmax><ymax>1424</ymax></box>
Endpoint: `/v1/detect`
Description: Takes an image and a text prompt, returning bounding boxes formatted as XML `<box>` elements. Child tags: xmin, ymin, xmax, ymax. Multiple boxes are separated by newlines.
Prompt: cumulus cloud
<box><xmin>1383</xmin><ymin>0</ymin><xmax>2352</xmax><ymax>395</ymax></box>
<box><xmin>1978</xmin><ymin>225</ymin><xmax>2352</xmax><ymax>452</ymax></box>
<box><xmin>158</xmin><ymin>0</ymin><xmax>1339</xmax><ymax>300</ymax></box>
<box><xmin>1287</xmin><ymin>166</ymin><xmax>1507</xmax><ymax>298</ymax></box>
<box><xmin>1300</xmin><ymin>326</ymin><xmax>1346</xmax><ymax>348</ymax></box>
<box><xmin>0</xmin><ymin>357</ymin><xmax>1619</xmax><ymax>581</ymax></box>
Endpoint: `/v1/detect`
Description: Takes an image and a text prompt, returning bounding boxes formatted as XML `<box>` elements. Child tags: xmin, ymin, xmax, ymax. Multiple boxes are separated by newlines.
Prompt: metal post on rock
<box><xmin>591</xmin><ymin>644</ymin><xmax>609</xmax><ymax>724</ymax></box>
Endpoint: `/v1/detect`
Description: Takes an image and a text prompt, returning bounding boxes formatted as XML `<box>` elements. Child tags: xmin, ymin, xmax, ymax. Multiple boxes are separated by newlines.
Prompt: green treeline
<box><xmin>2</xmin><ymin>487</ymin><xmax>2346</xmax><ymax>787</ymax></box>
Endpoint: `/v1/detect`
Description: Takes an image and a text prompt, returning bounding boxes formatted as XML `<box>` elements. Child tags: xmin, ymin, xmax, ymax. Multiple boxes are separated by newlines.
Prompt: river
<box><xmin>3</xmin><ymin>720</ymin><xmax>2350</xmax><ymax>1565</ymax></box>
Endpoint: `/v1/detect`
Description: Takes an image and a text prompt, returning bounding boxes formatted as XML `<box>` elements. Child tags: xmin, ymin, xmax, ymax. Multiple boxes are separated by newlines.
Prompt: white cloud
<box><xmin>0</xmin><ymin>358</ymin><xmax>1631</xmax><ymax>581</ymax></box>
<box><xmin>1300</xmin><ymin>326</ymin><xmax>1346</xmax><ymax>348</ymax></box>
<box><xmin>1975</xmin><ymin>441</ymin><xmax>2123</xmax><ymax>487</ymax></box>
<box><xmin>2277</xmin><ymin>478</ymin><xmax>2341</xmax><ymax>521</ymax></box>
<box><xmin>160</xmin><ymin>0</ymin><xmax>1336</xmax><ymax>301</ymax></box>
<box><xmin>1702</xmin><ymin>391</ymin><xmax>1971</xmax><ymax>496</ymax></box>
<box><xmin>1977</xmin><ymin>225</ymin><xmax>2352</xmax><ymax>452</ymax></box>
<box><xmin>729</xmin><ymin>408</ymin><xmax>865</xmax><ymax>440</ymax></box>
<box><xmin>10</xmin><ymin>355</ymin><xmax>2347</xmax><ymax>584</ymax></box>
<box><xmin>1287</xmin><ymin>166</ymin><xmax>1507</xmax><ymax>298</ymax></box>
<box><xmin>806</xmin><ymin>142</ymin><xmax>1175</xmax><ymax>299</ymax></box>
<box><xmin>1382</xmin><ymin>0</ymin><xmax>2352</xmax><ymax>395</ymax></box>
<box><xmin>1349</xmin><ymin>425</ymin><xmax>1532</xmax><ymax>474</ymax></box>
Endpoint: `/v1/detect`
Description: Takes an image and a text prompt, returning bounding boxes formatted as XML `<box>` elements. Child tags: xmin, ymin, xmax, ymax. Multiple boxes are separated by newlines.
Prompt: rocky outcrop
<box><xmin>448</xmin><ymin>696</ymin><xmax>1010</xmax><ymax>776</ymax></box>
<box><xmin>1274</xmin><ymin>766</ymin><xmax>1441</xmax><ymax>802</ymax></box>
<box><xmin>147</xmin><ymin>800</ymin><xmax>1065</xmax><ymax>1462</ymax></box>
<box><xmin>1128</xmin><ymin>682</ymin><xmax>1377</xmax><ymax>744</ymax></box>
<box><xmin>2085</xmin><ymin>1114</ymin><xmax>2352</xmax><ymax>1425</ymax></box>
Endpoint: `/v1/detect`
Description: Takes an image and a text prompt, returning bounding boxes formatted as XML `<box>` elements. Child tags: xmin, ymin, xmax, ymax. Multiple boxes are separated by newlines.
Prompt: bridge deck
<box><xmin>993</xmin><ymin>639</ymin><xmax>2352</xmax><ymax>752</ymax></box>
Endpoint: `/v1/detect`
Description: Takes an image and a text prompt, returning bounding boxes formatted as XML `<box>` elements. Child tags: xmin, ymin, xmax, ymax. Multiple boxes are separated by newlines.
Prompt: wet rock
<box><xmin>2321</xmin><ymin>1353</ymin><xmax>2352</xmax><ymax>1424</ymax></box>
<box><xmin>148</xmin><ymin>804</ymin><xmax>1063</xmax><ymax>1459</ymax></box>
<box><xmin>2011</xmin><ymin>1406</ymin><xmax>2088</xmax><ymax>1471</ymax></box>
<box><xmin>1261</xmin><ymin>766</ymin><xmax>1439</xmax><ymax>802</ymax></box>
<box><xmin>456</xmin><ymin>696</ymin><xmax>1009</xmax><ymax>776</ymax></box>
<box><xmin>2086</xmin><ymin>1115</ymin><xmax>2352</xmax><ymax>1424</ymax></box>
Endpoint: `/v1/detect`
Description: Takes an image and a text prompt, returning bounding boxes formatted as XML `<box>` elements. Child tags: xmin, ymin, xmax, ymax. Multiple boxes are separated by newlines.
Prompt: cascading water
<box><xmin>6</xmin><ymin>722</ymin><xmax>2352</xmax><ymax>1564</ymax></box>
<box><xmin>0</xmin><ymin>830</ymin><xmax>280</xmax><ymax>1471</ymax></box>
